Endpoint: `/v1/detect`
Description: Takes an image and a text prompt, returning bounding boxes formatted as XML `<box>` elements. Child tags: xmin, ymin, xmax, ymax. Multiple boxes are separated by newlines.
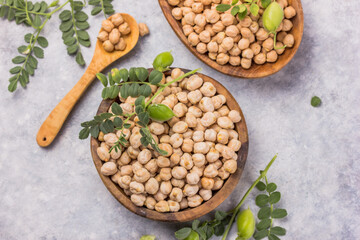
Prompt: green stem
<box><xmin>100</xmin><ymin>0</ymin><xmax>106</xmax><ymax>18</ymax></box>
<box><xmin>221</xmin><ymin>154</ymin><xmax>278</xmax><ymax>240</ymax></box>
<box><xmin>265</xmin><ymin>176</ymin><xmax>274</xmax><ymax>236</ymax></box>
<box><xmin>273</xmin><ymin>31</ymin><xmax>287</xmax><ymax>50</ymax></box>
<box><xmin>69</xmin><ymin>0</ymin><xmax>81</xmax><ymax>54</ymax></box>
<box><xmin>1</xmin><ymin>3</ymin><xmax>48</xmax><ymax>15</ymax></box>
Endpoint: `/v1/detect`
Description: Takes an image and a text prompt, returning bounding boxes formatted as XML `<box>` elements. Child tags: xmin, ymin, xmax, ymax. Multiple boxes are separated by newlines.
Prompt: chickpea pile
<box><xmin>97</xmin><ymin>69</ymin><xmax>243</xmax><ymax>212</ymax></box>
<box><xmin>98</xmin><ymin>13</ymin><xmax>131</xmax><ymax>52</ymax></box>
<box><xmin>168</xmin><ymin>0</ymin><xmax>297</xmax><ymax>69</ymax></box>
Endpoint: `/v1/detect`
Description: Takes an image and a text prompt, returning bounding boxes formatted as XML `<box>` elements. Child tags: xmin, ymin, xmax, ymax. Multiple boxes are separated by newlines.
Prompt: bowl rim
<box><xmin>90</xmin><ymin>68</ymin><xmax>249</xmax><ymax>222</ymax></box>
<box><xmin>158</xmin><ymin>0</ymin><xmax>304</xmax><ymax>79</ymax></box>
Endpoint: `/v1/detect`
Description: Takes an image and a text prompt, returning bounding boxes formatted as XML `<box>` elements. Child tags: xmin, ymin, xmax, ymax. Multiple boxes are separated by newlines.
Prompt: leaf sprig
<box><xmin>216</xmin><ymin>0</ymin><xmax>271</xmax><ymax>20</ymax></box>
<box><xmin>79</xmin><ymin>52</ymin><xmax>200</xmax><ymax>156</ymax></box>
<box><xmin>89</xmin><ymin>0</ymin><xmax>114</xmax><ymax>18</ymax></box>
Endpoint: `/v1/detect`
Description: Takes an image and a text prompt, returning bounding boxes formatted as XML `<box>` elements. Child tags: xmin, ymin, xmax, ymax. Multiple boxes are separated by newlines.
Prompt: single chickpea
<box><xmin>199</xmin><ymin>97</ymin><xmax>214</xmax><ymax>112</ymax></box>
<box><xmin>187</xmin><ymin>90</ymin><xmax>203</xmax><ymax>104</ymax></box>
<box><xmin>155</xmin><ymin>200</ymin><xmax>170</xmax><ymax>212</ymax></box>
<box><xmin>205</xmin><ymin>24</ymin><xmax>215</xmax><ymax>36</ymax></box>
<box><xmin>188</xmin><ymin>195</ymin><xmax>203</xmax><ymax>208</ymax></box>
<box><xmin>223</xmin><ymin>159</ymin><xmax>237</xmax><ymax>173</ymax></box>
<box><xmin>188</xmin><ymin>106</ymin><xmax>203</xmax><ymax>118</ymax></box>
<box><xmin>171</xmin><ymin>178</ymin><xmax>185</xmax><ymax>188</ymax></box>
<box><xmin>201</xmin><ymin>177</ymin><xmax>214</xmax><ymax>190</ymax></box>
<box><xmin>186</xmin><ymin>172</ymin><xmax>200</xmax><ymax>185</ymax></box>
<box><xmin>134</xmin><ymin>168</ymin><xmax>151</xmax><ymax>183</ymax></box>
<box><xmin>144</xmin><ymin>159</ymin><xmax>158</xmax><ymax>174</ymax></box>
<box><xmin>191</xmin><ymin>153</ymin><xmax>205</xmax><ymax>167</ymax></box>
<box><xmin>138</xmin><ymin>23</ymin><xmax>150</xmax><ymax>37</ymax></box>
<box><xmin>256</xmin><ymin>28</ymin><xmax>268</xmax><ymax>41</ymax></box>
<box><xmin>266</xmin><ymin>50</ymin><xmax>278</xmax><ymax>62</ymax></box>
<box><xmin>200</xmin><ymin>112</ymin><xmax>217</xmax><ymax>127</ymax></box>
<box><xmin>228</xmin><ymin>129</ymin><xmax>239</xmax><ymax>140</ymax></box>
<box><xmin>205</xmin><ymin>9</ymin><xmax>220</xmax><ymax>23</ymax></box>
<box><xmin>240</xmin><ymin>28</ymin><xmax>252</xmax><ymax>39</ymax></box>
<box><xmin>180</xmin><ymin>198</ymin><xmax>189</xmax><ymax>209</ymax></box>
<box><xmin>192</xmin><ymin>2</ymin><xmax>204</xmax><ymax>13</ymax></box>
<box><xmin>228</xmin><ymin>110</ymin><xmax>241</xmax><ymax>123</ymax></box>
<box><xmin>160</xmin><ymin>181</ymin><xmax>173</xmax><ymax>195</ymax></box>
<box><xmin>104</xmin><ymin>133</ymin><xmax>117</xmax><ymax>147</ymax></box>
<box><xmin>145</xmin><ymin>197</ymin><xmax>157</xmax><ymax>210</ymax></box>
<box><xmin>160</xmin><ymin>167</ymin><xmax>173</xmax><ymax>181</ymax></box>
<box><xmin>276</xmin><ymin>31</ymin><xmax>287</xmax><ymax>42</ymax></box>
<box><xmin>194</xmin><ymin>14</ymin><xmax>206</xmax><ymax>27</ymax></box>
<box><xmin>183</xmin><ymin>24</ymin><xmax>194</xmax><ymax>36</ymax></box>
<box><xmin>194</xmin><ymin>25</ymin><xmax>205</xmax><ymax>34</ymax></box>
<box><xmin>169</xmin><ymin>133</ymin><xmax>183</xmax><ymax>148</ymax></box>
<box><xmin>102</xmin><ymin>19</ymin><xmax>114</xmax><ymax>32</ymax></box>
<box><xmin>283</xmin><ymin>34</ymin><xmax>294</xmax><ymax>47</ymax></box>
<box><xmin>212</xmin><ymin>177</ymin><xmax>224</xmax><ymax>190</ymax></box>
<box><xmin>98</xmin><ymin>31</ymin><xmax>109</xmax><ymax>42</ymax></box>
<box><xmin>195</xmin><ymin>119</ymin><xmax>207</xmax><ymax>132</ymax></box>
<box><xmin>101</xmin><ymin>162</ymin><xmax>117</xmax><ymax>176</ymax></box>
<box><xmin>250</xmin><ymin>42</ymin><xmax>261</xmax><ymax>55</ymax></box>
<box><xmin>204</xmin><ymin>164</ymin><xmax>218</xmax><ymax>178</ymax></box>
<box><xmin>225</xmin><ymin>25</ymin><xmax>239</xmax><ymax>38</ymax></box>
<box><xmin>217</xmin><ymin>129</ymin><xmax>229</xmax><ymax>144</ymax></box>
<box><xmin>211</xmin><ymin>124</ymin><xmax>222</xmax><ymax>134</ymax></box>
<box><xmin>154</xmin><ymin>191</ymin><xmax>167</xmax><ymax>202</ymax></box>
<box><xmin>238</xmin><ymin>38</ymin><xmax>250</xmax><ymax>50</ymax></box>
<box><xmin>159</xmin><ymin>143</ymin><xmax>173</xmax><ymax>157</ymax></box>
<box><xmin>182</xmin><ymin>138</ymin><xmax>194</xmax><ymax>153</ymax></box>
<box><xmin>217</xmin><ymin>116</ymin><xmax>234</xmax><ymax>129</ymax></box>
<box><xmin>188</xmin><ymin>32</ymin><xmax>200</xmax><ymax>46</ymax></box>
<box><xmin>228</xmin><ymin>139</ymin><xmax>241</xmax><ymax>152</ymax></box>
<box><xmin>241</xmin><ymin>57</ymin><xmax>252</xmax><ymax>69</ymax></box>
<box><xmin>199</xmin><ymin>30</ymin><xmax>211</xmax><ymax>43</ymax></box>
<box><xmin>214</xmin><ymin>32</ymin><xmax>226</xmax><ymax>44</ymax></box>
<box><xmin>176</xmin><ymin>91</ymin><xmax>189</xmax><ymax>104</ymax></box>
<box><xmin>194</xmin><ymin>142</ymin><xmax>210</xmax><ymax>154</ymax></box>
<box><xmin>172</xmin><ymin>166</ymin><xmax>188</xmax><ymax>179</ymax></box>
<box><xmin>181</xmin><ymin>6</ymin><xmax>192</xmax><ymax>15</ymax></box>
<box><xmin>115</xmin><ymin>38</ymin><xmax>127</xmax><ymax>51</ymax></box>
<box><xmin>110</xmin><ymin>147</ymin><xmax>121</xmax><ymax>160</ymax></box>
<box><xmin>130</xmin><ymin>181</ymin><xmax>145</xmax><ymax>194</ymax></box>
<box><xmin>183</xmin><ymin>184</ymin><xmax>199</xmax><ymax>197</ymax></box>
<box><xmin>213</xmin><ymin>159</ymin><xmax>223</xmax><ymax>169</ymax></box>
<box><xmin>168</xmin><ymin>200</ymin><xmax>180</xmax><ymax>212</ymax></box>
<box><xmin>218</xmin><ymin>167</ymin><xmax>230</xmax><ymax>180</ymax></box>
<box><xmin>196</xmin><ymin>42</ymin><xmax>208</xmax><ymax>54</ymax></box>
<box><xmin>169</xmin><ymin>187</ymin><xmax>183</xmax><ymax>202</ymax></box>
<box><xmin>111</xmin><ymin>172</ymin><xmax>121</xmax><ymax>183</ymax></box>
<box><xmin>180</xmin><ymin>153</ymin><xmax>194</xmax><ymax>170</ymax></box>
<box><xmin>221</xmin><ymin>146</ymin><xmax>236</xmax><ymax>159</ymax></box>
<box><xmin>191</xmin><ymin>166</ymin><xmax>205</xmax><ymax>178</ymax></box>
<box><xmin>173</xmin><ymin>103</ymin><xmax>188</xmax><ymax>118</ymax></box>
<box><xmin>242</xmin><ymin>48</ymin><xmax>254</xmax><ymax>59</ymax></box>
<box><xmin>118</xmin><ymin>175</ymin><xmax>131</xmax><ymax>189</ymax></box>
<box><xmin>216</xmin><ymin>53</ymin><xmax>230</xmax><ymax>65</ymax></box>
<box><xmin>199</xmin><ymin>189</ymin><xmax>212</xmax><ymax>201</ymax></box>
<box><xmin>109</xmin><ymin>28</ymin><xmax>120</xmax><ymax>45</ymax></box>
<box><xmin>221</xmin><ymin>37</ymin><xmax>234</xmax><ymax>51</ymax></box>
<box><xmin>229</xmin><ymin>56</ymin><xmax>241</xmax><ymax>66</ymax></box>
<box><xmin>229</xmin><ymin>44</ymin><xmax>241</xmax><ymax>56</ymax></box>
<box><xmin>160</xmin><ymin>135</ymin><xmax>171</xmax><ymax>144</ymax></box>
<box><xmin>168</xmin><ymin>0</ymin><xmax>180</xmax><ymax>6</ymax></box>
<box><xmin>97</xmin><ymin>146</ymin><xmax>110</xmax><ymax>162</ymax></box>
<box><xmin>204</xmin><ymin>129</ymin><xmax>217</xmax><ymax>142</ymax></box>
<box><xmin>184</xmin><ymin>12</ymin><xmax>196</xmax><ymax>25</ymax></box>
<box><xmin>172</xmin><ymin>7</ymin><xmax>183</xmax><ymax>20</ymax></box>
<box><xmin>211</xmin><ymin>96</ymin><xmax>223</xmax><ymax>110</ymax></box>
<box><xmin>172</xmin><ymin>121</ymin><xmax>189</xmax><ymax>134</ymax></box>
<box><xmin>156</xmin><ymin>156</ymin><xmax>171</xmax><ymax>168</ymax></box>
<box><xmin>131</xmin><ymin>194</ymin><xmax>146</xmax><ymax>207</ymax></box>
<box><xmin>192</xmin><ymin>131</ymin><xmax>204</xmax><ymax>143</ymax></box>
<box><xmin>199</xmin><ymin>82</ymin><xmax>216</xmax><ymax>97</ymax></box>
<box><xmin>275</xmin><ymin>42</ymin><xmax>285</xmax><ymax>55</ymax></box>
<box><xmin>221</xmin><ymin>13</ymin><xmax>235</xmax><ymax>26</ymax></box>
<box><xmin>284</xmin><ymin>6</ymin><xmax>296</xmax><ymax>19</ymax></box>
<box><xmin>249</xmin><ymin>21</ymin><xmax>259</xmax><ymax>33</ymax></box>
<box><xmin>186</xmin><ymin>75</ymin><xmax>204</xmax><ymax>91</ymax></box>
<box><xmin>262</xmin><ymin>38</ymin><xmax>274</xmax><ymax>52</ymax></box>
<box><xmin>118</xmin><ymin>22</ymin><xmax>131</xmax><ymax>35</ymax></box>
<box><xmin>239</xmin><ymin>16</ymin><xmax>252</xmax><ymax>28</ymax></box>
<box><xmin>170</xmin><ymin>153</ymin><xmax>181</xmax><ymax>167</ymax></box>
<box><xmin>184</xmin><ymin>113</ymin><xmax>197</xmax><ymax>128</ymax></box>
<box><xmin>137</xmin><ymin>149</ymin><xmax>152</xmax><ymax>165</ymax></box>
<box><xmin>254</xmin><ymin>53</ymin><xmax>266</xmax><ymax>65</ymax></box>
<box><xmin>120</xmin><ymin>165</ymin><xmax>133</xmax><ymax>176</ymax></box>
<box><xmin>282</xmin><ymin>19</ymin><xmax>293</xmax><ymax>32</ymax></box>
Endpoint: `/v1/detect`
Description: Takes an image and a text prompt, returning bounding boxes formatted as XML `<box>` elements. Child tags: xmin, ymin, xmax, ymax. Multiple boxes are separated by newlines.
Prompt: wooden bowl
<box><xmin>90</xmin><ymin>69</ymin><xmax>249</xmax><ymax>222</ymax></box>
<box><xmin>158</xmin><ymin>0</ymin><xmax>304</xmax><ymax>79</ymax></box>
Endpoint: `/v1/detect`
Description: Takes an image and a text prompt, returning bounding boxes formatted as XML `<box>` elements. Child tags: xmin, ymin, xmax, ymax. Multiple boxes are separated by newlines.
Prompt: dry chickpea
<box><xmin>183</xmin><ymin>184</ymin><xmax>199</xmax><ymax>197</ymax></box>
<box><xmin>188</xmin><ymin>32</ymin><xmax>200</xmax><ymax>46</ymax></box>
<box><xmin>256</xmin><ymin>28</ymin><xmax>268</xmax><ymax>41</ymax></box>
<box><xmin>103</xmin><ymin>133</ymin><xmax>117</xmax><ymax>147</ymax></box>
<box><xmin>177</xmin><ymin>91</ymin><xmax>189</xmax><ymax>104</ymax></box>
<box><xmin>132</xmin><ymin>161</ymin><xmax>143</xmax><ymax>173</ymax></box>
<box><xmin>195</xmin><ymin>119</ymin><xmax>207</xmax><ymax>132</ymax></box>
<box><xmin>267</xmin><ymin>50</ymin><xmax>278</xmax><ymax>62</ymax></box>
<box><xmin>204</xmin><ymin>164</ymin><xmax>218</xmax><ymax>178</ymax></box>
<box><xmin>205</xmin><ymin>9</ymin><xmax>220</xmax><ymax>23</ymax></box>
<box><xmin>172</xmin><ymin>121</ymin><xmax>189</xmax><ymax>134</ymax></box>
<box><xmin>218</xmin><ymin>167</ymin><xmax>230</xmax><ymax>180</ymax></box>
<box><xmin>154</xmin><ymin>191</ymin><xmax>167</xmax><ymax>202</ymax></box>
<box><xmin>190</xmin><ymin>154</ymin><xmax>204</xmax><ymax>168</ymax></box>
<box><xmin>182</xmin><ymin>138</ymin><xmax>194</xmax><ymax>153</ymax></box>
<box><xmin>186</xmin><ymin>172</ymin><xmax>200</xmax><ymax>185</ymax></box>
<box><xmin>262</xmin><ymin>38</ymin><xmax>274</xmax><ymax>51</ymax></box>
<box><xmin>238</xmin><ymin>38</ymin><xmax>250</xmax><ymax>50</ymax></box>
<box><xmin>283</xmin><ymin>34</ymin><xmax>294</xmax><ymax>47</ymax></box>
<box><xmin>111</xmin><ymin>172</ymin><xmax>121</xmax><ymax>183</ymax></box>
<box><xmin>194</xmin><ymin>14</ymin><xmax>206</xmax><ymax>27</ymax></box>
<box><xmin>201</xmin><ymin>177</ymin><xmax>214</xmax><ymax>190</ymax></box>
<box><xmin>211</xmin><ymin>124</ymin><xmax>222</xmax><ymax>133</ymax></box>
<box><xmin>138</xmin><ymin>23</ymin><xmax>149</xmax><ymax>37</ymax></box>
<box><xmin>241</xmin><ymin>58</ymin><xmax>252</xmax><ymax>69</ymax></box>
<box><xmin>120</xmin><ymin>165</ymin><xmax>133</xmax><ymax>176</ymax></box>
<box><xmin>249</xmin><ymin>21</ymin><xmax>259</xmax><ymax>33</ymax></box>
<box><xmin>144</xmin><ymin>159</ymin><xmax>158</xmax><ymax>174</ymax></box>
<box><xmin>188</xmin><ymin>195</ymin><xmax>203</xmax><ymax>207</ymax></box>
<box><xmin>101</xmin><ymin>162</ymin><xmax>117</xmax><ymax>176</ymax></box>
<box><xmin>284</xmin><ymin>6</ymin><xmax>296</xmax><ymax>19</ymax></box>
<box><xmin>223</xmin><ymin>159</ymin><xmax>237</xmax><ymax>173</ymax></box>
<box><xmin>156</xmin><ymin>156</ymin><xmax>170</xmax><ymax>168</ymax></box>
<box><xmin>199</xmin><ymin>97</ymin><xmax>214</xmax><ymax>112</ymax></box>
<box><xmin>168</xmin><ymin>200</ymin><xmax>180</xmax><ymax>212</ymax></box>
<box><xmin>217</xmin><ymin>116</ymin><xmax>234</xmax><ymax>129</ymax></box>
<box><xmin>194</xmin><ymin>25</ymin><xmax>205</xmax><ymax>34</ymax></box>
<box><xmin>276</xmin><ymin>31</ymin><xmax>287</xmax><ymax>42</ymax></box>
<box><xmin>212</xmin><ymin>177</ymin><xmax>224</xmax><ymax>190</ymax></box>
<box><xmin>196</xmin><ymin>42</ymin><xmax>208</xmax><ymax>54</ymax></box>
<box><xmin>173</xmin><ymin>103</ymin><xmax>188</xmax><ymax>118</ymax></box>
<box><xmin>118</xmin><ymin>22</ymin><xmax>131</xmax><ymax>35</ymax></box>
<box><xmin>228</xmin><ymin>110</ymin><xmax>241</xmax><ymax>123</ymax></box>
<box><xmin>130</xmin><ymin>181</ymin><xmax>145</xmax><ymax>194</ymax></box>
<box><xmin>183</xmin><ymin>24</ymin><xmax>194</xmax><ymax>36</ymax></box>
<box><xmin>229</xmin><ymin>44</ymin><xmax>241</xmax><ymax>56</ymax></box>
<box><xmin>199</xmin><ymin>82</ymin><xmax>216</xmax><ymax>97</ymax></box>
<box><xmin>169</xmin><ymin>187</ymin><xmax>183</xmax><ymax>202</ymax></box>
<box><xmin>98</xmin><ymin>31</ymin><xmax>109</xmax><ymax>42</ymax></box>
<box><xmin>214</xmin><ymin>32</ymin><xmax>226</xmax><ymax>44</ymax></box>
<box><xmin>134</xmin><ymin>168</ymin><xmax>151</xmax><ymax>183</ymax></box>
<box><xmin>102</xmin><ymin>19</ymin><xmax>114</xmax><ymax>32</ymax></box>
<box><xmin>221</xmin><ymin>146</ymin><xmax>236</xmax><ymax>159</ymax></box>
<box><xmin>160</xmin><ymin>181</ymin><xmax>173</xmax><ymax>195</ymax></box>
<box><xmin>170</xmin><ymin>153</ymin><xmax>181</xmax><ymax>167</ymax></box>
<box><xmin>168</xmin><ymin>0</ymin><xmax>180</xmax><ymax>6</ymax></box>
<box><xmin>97</xmin><ymin>146</ymin><xmax>110</xmax><ymax>162</ymax></box>
<box><xmin>188</xmin><ymin>106</ymin><xmax>203</xmax><ymax>118</ymax></box>
<box><xmin>131</xmin><ymin>194</ymin><xmax>146</xmax><ymax>207</ymax></box>
<box><xmin>114</xmin><ymin>38</ymin><xmax>127</xmax><ymax>51</ymax></box>
<box><xmin>159</xmin><ymin>143</ymin><xmax>173</xmax><ymax>157</ymax></box>
<box><xmin>282</xmin><ymin>19</ymin><xmax>293</xmax><ymax>31</ymax></box>
<box><xmin>118</xmin><ymin>175</ymin><xmax>131</xmax><ymax>189</ymax></box>
<box><xmin>229</xmin><ymin>56</ymin><xmax>241</xmax><ymax>66</ymax></box>
<box><xmin>137</xmin><ymin>149</ymin><xmax>152</xmax><ymax>165</ymax></box>
<box><xmin>242</xmin><ymin>48</ymin><xmax>254</xmax><ymax>59</ymax></box>
<box><xmin>213</xmin><ymin>160</ymin><xmax>223</xmax><ymax>169</ymax></box>
<box><xmin>155</xmin><ymin>200</ymin><xmax>170</xmax><ymax>212</ymax></box>
<box><xmin>200</xmin><ymin>112</ymin><xmax>216</xmax><ymax>127</ymax></box>
<box><xmin>225</xmin><ymin>25</ymin><xmax>239</xmax><ymax>38</ymax></box>
<box><xmin>203</xmin><ymin>129</ymin><xmax>216</xmax><ymax>142</ymax></box>
<box><xmin>129</xmin><ymin>132</ymin><xmax>141</xmax><ymax>149</ymax></box>
<box><xmin>221</xmin><ymin>37</ymin><xmax>234</xmax><ymax>51</ymax></box>
<box><xmin>250</xmin><ymin>42</ymin><xmax>261</xmax><ymax>55</ymax></box>
<box><xmin>239</xmin><ymin>16</ymin><xmax>252</xmax><ymax>27</ymax></box>
<box><xmin>180</xmin><ymin>198</ymin><xmax>188</xmax><ymax>209</ymax></box>
<box><xmin>183</xmin><ymin>114</ymin><xmax>196</xmax><ymax>129</ymax></box>
<box><xmin>172</xmin><ymin>7</ymin><xmax>183</xmax><ymax>20</ymax></box>
<box><xmin>184</xmin><ymin>11</ymin><xmax>196</xmax><ymax>25</ymax></box>
<box><xmin>172</xmin><ymin>166</ymin><xmax>188</xmax><ymax>179</ymax></box>
<box><xmin>254</xmin><ymin>53</ymin><xmax>266</xmax><ymax>65</ymax></box>
<box><xmin>187</xmin><ymin>90</ymin><xmax>203</xmax><ymax>104</ymax></box>
<box><xmin>191</xmin><ymin>131</ymin><xmax>203</xmax><ymax>142</ymax></box>
<box><xmin>199</xmin><ymin>30</ymin><xmax>211</xmax><ymax>43</ymax></box>
<box><xmin>109</xmin><ymin>28</ymin><xmax>120</xmax><ymax>45</ymax></box>
<box><xmin>110</xmin><ymin>148</ymin><xmax>121</xmax><ymax>160</ymax></box>
<box><xmin>186</xmin><ymin>75</ymin><xmax>203</xmax><ymax>91</ymax></box>
<box><xmin>228</xmin><ymin>139</ymin><xmax>241</xmax><ymax>151</ymax></box>
<box><xmin>160</xmin><ymin>135</ymin><xmax>171</xmax><ymax>144</ymax></box>
<box><xmin>240</xmin><ymin>28</ymin><xmax>252</xmax><ymax>39</ymax></box>
<box><xmin>194</xmin><ymin>142</ymin><xmax>210</xmax><ymax>154</ymax></box>
<box><xmin>192</xmin><ymin>2</ymin><xmax>203</xmax><ymax>13</ymax></box>
<box><xmin>211</xmin><ymin>96</ymin><xmax>224</xmax><ymax>110</ymax></box>
<box><xmin>169</xmin><ymin>133</ymin><xmax>183</xmax><ymax>148</ymax></box>
<box><xmin>180</xmin><ymin>153</ymin><xmax>194</xmax><ymax>170</ymax></box>
<box><xmin>275</xmin><ymin>42</ymin><xmax>285</xmax><ymax>55</ymax></box>
<box><xmin>199</xmin><ymin>189</ymin><xmax>212</xmax><ymax>201</ymax></box>
<box><xmin>221</xmin><ymin>13</ymin><xmax>234</xmax><ymax>26</ymax></box>
<box><xmin>145</xmin><ymin>197</ymin><xmax>156</xmax><ymax>210</ymax></box>
<box><xmin>190</xmin><ymin>166</ymin><xmax>204</xmax><ymax>178</ymax></box>
<box><xmin>171</xmin><ymin>178</ymin><xmax>185</xmax><ymax>188</ymax></box>
<box><xmin>217</xmin><ymin>129</ymin><xmax>229</xmax><ymax>144</ymax></box>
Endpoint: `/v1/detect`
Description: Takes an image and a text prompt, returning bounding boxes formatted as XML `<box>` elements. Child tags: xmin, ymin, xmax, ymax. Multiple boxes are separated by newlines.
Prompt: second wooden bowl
<box><xmin>158</xmin><ymin>0</ymin><xmax>304</xmax><ymax>79</ymax></box>
<box><xmin>90</xmin><ymin>69</ymin><xmax>249</xmax><ymax>222</ymax></box>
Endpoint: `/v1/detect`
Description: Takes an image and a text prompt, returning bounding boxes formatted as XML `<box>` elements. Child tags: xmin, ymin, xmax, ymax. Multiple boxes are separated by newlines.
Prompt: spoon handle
<box><xmin>36</xmin><ymin>60</ymin><xmax>99</xmax><ymax>147</ymax></box>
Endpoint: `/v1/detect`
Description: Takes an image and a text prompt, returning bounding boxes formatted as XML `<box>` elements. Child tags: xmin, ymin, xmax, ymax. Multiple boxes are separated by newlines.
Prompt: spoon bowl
<box><xmin>36</xmin><ymin>13</ymin><xmax>139</xmax><ymax>147</ymax></box>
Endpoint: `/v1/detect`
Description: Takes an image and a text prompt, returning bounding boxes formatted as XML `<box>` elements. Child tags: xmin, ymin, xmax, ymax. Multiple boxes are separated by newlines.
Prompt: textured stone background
<box><xmin>0</xmin><ymin>0</ymin><xmax>360</xmax><ymax>239</ymax></box>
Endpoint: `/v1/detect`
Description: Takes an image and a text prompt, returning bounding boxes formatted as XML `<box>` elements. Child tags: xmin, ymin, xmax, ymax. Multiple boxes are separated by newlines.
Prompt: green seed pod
<box><xmin>262</xmin><ymin>2</ymin><xmax>284</xmax><ymax>32</ymax></box>
<box><xmin>236</xmin><ymin>208</ymin><xmax>256</xmax><ymax>240</ymax></box>
<box><xmin>140</xmin><ymin>235</ymin><xmax>156</xmax><ymax>240</ymax></box>
<box><xmin>184</xmin><ymin>230</ymin><xmax>199</xmax><ymax>240</ymax></box>
<box><xmin>147</xmin><ymin>104</ymin><xmax>175</xmax><ymax>122</ymax></box>
<box><xmin>152</xmin><ymin>51</ymin><xmax>174</xmax><ymax>72</ymax></box>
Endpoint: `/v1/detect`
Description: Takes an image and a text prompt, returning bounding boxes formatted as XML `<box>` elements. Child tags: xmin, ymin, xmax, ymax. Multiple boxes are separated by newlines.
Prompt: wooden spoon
<box><xmin>36</xmin><ymin>13</ymin><xmax>139</xmax><ymax>147</ymax></box>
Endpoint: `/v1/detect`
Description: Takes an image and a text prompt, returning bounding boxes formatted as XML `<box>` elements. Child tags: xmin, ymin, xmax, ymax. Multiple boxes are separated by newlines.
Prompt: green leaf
<box><xmin>215</xmin><ymin>211</ymin><xmax>228</xmax><ymax>221</ymax></box>
<box><xmin>100</xmin><ymin>119</ymin><xmax>114</xmax><ymax>134</ymax></box>
<box><xmin>33</xmin><ymin>2</ymin><xmax>41</xmax><ymax>12</ymax></box>
<box><xmin>256</xmin><ymin>219</ymin><xmax>271</xmax><ymax>231</ymax></box>
<box><xmin>109</xmin><ymin>85</ymin><xmax>120</xmax><ymax>99</ymax></box>
<box><xmin>74</xmin><ymin>11</ymin><xmax>88</xmax><ymax>21</ymax></box>
<box><xmin>250</xmin><ymin>3</ymin><xmax>259</xmax><ymax>16</ymax></box>
<box><xmin>28</xmin><ymin>55</ymin><xmax>38</xmax><ymax>69</ymax></box>
<box><xmin>214</xmin><ymin>223</ymin><xmax>225</xmax><ymax>236</ymax></box>
<box><xmin>111</xmin><ymin>103</ymin><xmax>123</xmax><ymax>115</ymax></box>
<box><xmin>119</xmin><ymin>68</ymin><xmax>129</xmax><ymax>82</ymax></box>
<box><xmin>22</xmin><ymin>69</ymin><xmax>29</xmax><ymax>83</ymax></box>
<box><xmin>67</xmin><ymin>44</ymin><xmax>78</xmax><ymax>55</ymax></box>
<box><xmin>49</xmin><ymin>0</ymin><xmax>59</xmax><ymax>7</ymax></box>
<box><xmin>192</xmin><ymin>219</ymin><xmax>200</xmax><ymax>230</ymax></box>
<box><xmin>75</xmin><ymin>21</ymin><xmax>89</xmax><ymax>30</ymax></box>
<box><xmin>138</xmin><ymin>112</ymin><xmax>149</xmax><ymax>126</ymax></box>
<box><xmin>33</xmin><ymin>46</ymin><xmax>44</xmax><ymax>58</ymax></box>
<box><xmin>8</xmin><ymin>80</ymin><xmax>18</xmax><ymax>92</ymax></box>
<box><xmin>91</xmin><ymin>6</ymin><xmax>102</xmax><ymax>15</ymax></box>
<box><xmin>62</xmin><ymin>29</ymin><xmax>75</xmax><ymax>40</ymax></box>
<box><xmin>33</xmin><ymin>15</ymin><xmax>41</xmax><ymax>27</ymax></box>
<box><xmin>270</xmin><ymin>226</ymin><xmax>286</xmax><ymax>236</ymax></box>
<box><xmin>311</xmin><ymin>96</ymin><xmax>321</xmax><ymax>107</ymax></box>
<box><xmin>254</xmin><ymin>230</ymin><xmax>269</xmax><ymax>240</ymax></box>
<box><xmin>268</xmin><ymin>234</ymin><xmax>280</xmax><ymax>240</ymax></box>
<box><xmin>96</xmin><ymin>73</ymin><xmax>108</xmax><ymax>87</ymax></box>
<box><xmin>60</xmin><ymin>20</ymin><xmax>73</xmax><ymax>32</ymax></box>
<box><xmin>7</xmin><ymin>8</ymin><xmax>14</xmax><ymax>20</ymax></box>
<box><xmin>231</xmin><ymin>0</ymin><xmax>239</xmax><ymax>5</ymax></box>
<box><xmin>78</xmin><ymin>38</ymin><xmax>90</xmax><ymax>47</ymax></box>
<box><xmin>139</xmin><ymin>84</ymin><xmax>151</xmax><ymax>97</ymax></box>
<box><xmin>79</xmin><ymin>127</ymin><xmax>90</xmax><ymax>139</ymax></box>
<box><xmin>271</xmin><ymin>209</ymin><xmax>287</xmax><ymax>219</ymax></box>
<box><xmin>266</xmin><ymin>183</ymin><xmax>277</xmax><ymax>193</ymax></box>
<box><xmin>123</xmin><ymin>123</ymin><xmax>131</xmax><ymax>129</ymax></box>
<box><xmin>120</xmin><ymin>85</ymin><xmax>128</xmax><ymax>99</ymax></box>
<box><xmin>59</xmin><ymin>10</ymin><xmax>71</xmax><ymax>21</ymax></box>
<box><xmin>76</xmin><ymin>51</ymin><xmax>85</xmax><ymax>66</ymax></box>
<box><xmin>89</xmin><ymin>0</ymin><xmax>100</xmax><ymax>5</ymax></box>
<box><xmin>135</xmin><ymin>96</ymin><xmax>145</xmax><ymax>107</ymax></box>
<box><xmin>258</xmin><ymin>207</ymin><xmax>271</xmax><ymax>219</ymax></box>
<box><xmin>10</xmin><ymin>66</ymin><xmax>22</xmax><ymax>74</ymax></box>
<box><xmin>256</xmin><ymin>181</ymin><xmax>266</xmax><ymax>191</ymax></box>
<box><xmin>261</xmin><ymin>0</ymin><xmax>271</xmax><ymax>8</ymax></box>
<box><xmin>129</xmin><ymin>67</ymin><xmax>138</xmax><ymax>81</ymax></box>
<box><xmin>25</xmin><ymin>62</ymin><xmax>34</xmax><ymax>75</ymax></box>
<box><xmin>0</xmin><ymin>6</ymin><xmax>7</xmax><ymax>18</ymax></box>
<box><xmin>24</xmin><ymin>33</ymin><xmax>33</xmax><ymax>43</ymax></box>
<box><xmin>135</xmin><ymin>67</ymin><xmax>149</xmax><ymax>82</ymax></box>
<box><xmin>269</xmin><ymin>192</ymin><xmax>281</xmax><ymax>204</ymax></box>
<box><xmin>174</xmin><ymin>227</ymin><xmax>192</xmax><ymax>240</ymax></box>
<box><xmin>113</xmin><ymin>117</ymin><xmax>123</xmax><ymax>128</ymax></box>
<box><xmin>149</xmin><ymin>70</ymin><xmax>163</xmax><ymax>85</ymax></box>
<box><xmin>40</xmin><ymin>1</ymin><xmax>48</xmax><ymax>12</ymax></box>
<box><xmin>216</xmin><ymin>4</ymin><xmax>231</xmax><ymax>12</ymax></box>
<box><xmin>90</xmin><ymin>125</ymin><xmax>99</xmax><ymax>138</ymax></box>
<box><xmin>77</xmin><ymin>30</ymin><xmax>89</xmax><ymax>40</ymax></box>
<box><xmin>37</xmin><ymin>36</ymin><xmax>48</xmax><ymax>48</ymax></box>
<box><xmin>231</xmin><ymin>5</ymin><xmax>240</xmax><ymax>16</ymax></box>
<box><xmin>255</xmin><ymin>194</ymin><xmax>269</xmax><ymax>207</ymax></box>
<box><xmin>63</xmin><ymin>36</ymin><xmax>76</xmax><ymax>46</ymax></box>
<box><xmin>12</xmin><ymin>56</ymin><xmax>26</xmax><ymax>64</ymax></box>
